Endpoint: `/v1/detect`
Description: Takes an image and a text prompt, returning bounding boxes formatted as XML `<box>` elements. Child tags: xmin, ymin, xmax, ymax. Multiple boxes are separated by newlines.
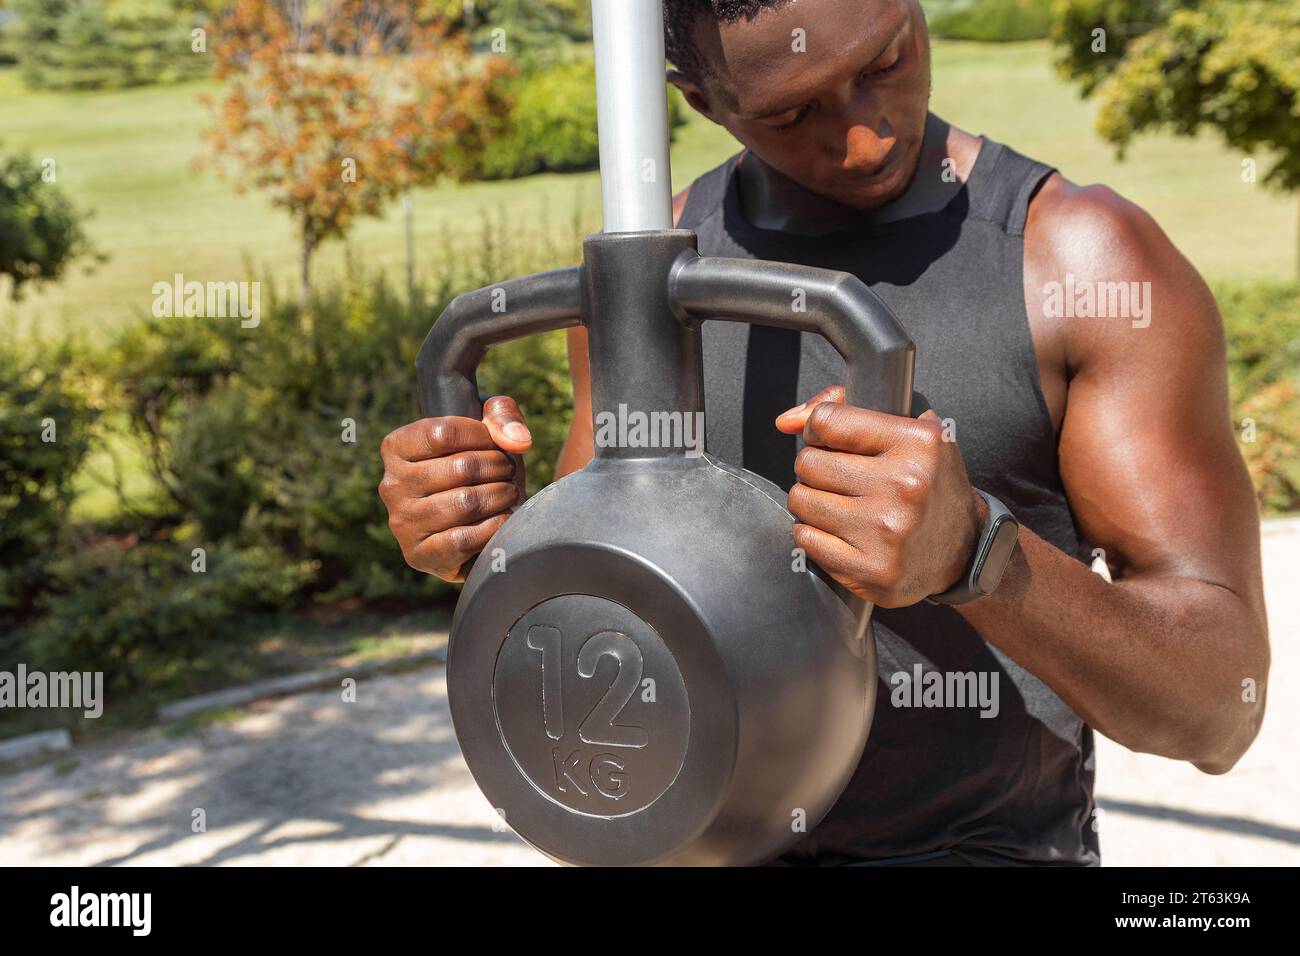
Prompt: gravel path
<box><xmin>2</xmin><ymin>520</ymin><xmax>1296</xmax><ymax>867</ymax></box>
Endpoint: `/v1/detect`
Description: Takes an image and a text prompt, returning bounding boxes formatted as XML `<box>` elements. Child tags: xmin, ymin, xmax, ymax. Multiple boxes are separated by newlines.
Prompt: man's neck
<box><xmin>736</xmin><ymin>114</ymin><xmax>982</xmax><ymax>236</ymax></box>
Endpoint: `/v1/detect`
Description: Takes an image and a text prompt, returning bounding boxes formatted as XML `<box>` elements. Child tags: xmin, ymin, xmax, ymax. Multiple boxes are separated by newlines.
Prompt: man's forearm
<box><xmin>957</xmin><ymin>526</ymin><xmax>1269</xmax><ymax>773</ymax></box>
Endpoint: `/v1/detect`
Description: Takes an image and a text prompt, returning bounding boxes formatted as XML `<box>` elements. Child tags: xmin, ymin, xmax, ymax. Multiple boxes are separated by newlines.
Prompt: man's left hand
<box><xmin>776</xmin><ymin>385</ymin><xmax>985</xmax><ymax>607</ymax></box>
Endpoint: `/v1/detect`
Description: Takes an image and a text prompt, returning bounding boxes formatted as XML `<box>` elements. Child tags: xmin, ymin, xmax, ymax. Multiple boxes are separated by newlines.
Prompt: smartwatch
<box><xmin>925</xmin><ymin>489</ymin><xmax>1019</xmax><ymax>606</ymax></box>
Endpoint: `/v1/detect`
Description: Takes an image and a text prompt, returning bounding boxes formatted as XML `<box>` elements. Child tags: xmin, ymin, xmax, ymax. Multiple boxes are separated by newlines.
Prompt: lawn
<box><xmin>0</xmin><ymin>39</ymin><xmax>1294</xmax><ymax>341</ymax></box>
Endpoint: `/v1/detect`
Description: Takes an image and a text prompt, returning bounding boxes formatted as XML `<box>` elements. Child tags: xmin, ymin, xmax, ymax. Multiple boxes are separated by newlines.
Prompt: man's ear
<box><xmin>667</xmin><ymin>68</ymin><xmax>722</xmax><ymax>126</ymax></box>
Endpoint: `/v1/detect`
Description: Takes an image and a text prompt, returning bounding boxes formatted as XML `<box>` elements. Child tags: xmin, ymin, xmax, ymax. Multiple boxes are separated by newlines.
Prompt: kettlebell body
<box><xmin>447</xmin><ymin>452</ymin><xmax>875</xmax><ymax>866</ymax></box>
<box><xmin>417</xmin><ymin>229</ymin><xmax>913</xmax><ymax>865</ymax></box>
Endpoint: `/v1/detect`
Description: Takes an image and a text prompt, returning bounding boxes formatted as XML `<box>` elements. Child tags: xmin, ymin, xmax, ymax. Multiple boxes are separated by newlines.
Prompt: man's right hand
<box><xmin>378</xmin><ymin>395</ymin><xmax>531</xmax><ymax>583</ymax></box>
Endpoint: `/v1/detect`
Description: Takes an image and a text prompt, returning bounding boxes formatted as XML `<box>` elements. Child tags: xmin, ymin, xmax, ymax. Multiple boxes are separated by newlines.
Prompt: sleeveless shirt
<box><xmin>677</xmin><ymin>137</ymin><xmax>1100</xmax><ymax>865</ymax></box>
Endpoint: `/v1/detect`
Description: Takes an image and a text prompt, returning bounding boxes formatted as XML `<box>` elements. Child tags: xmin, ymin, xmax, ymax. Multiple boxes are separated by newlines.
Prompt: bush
<box><xmin>0</xmin><ymin>341</ymin><xmax>96</xmax><ymax>624</ymax></box>
<box><xmin>925</xmin><ymin>0</ymin><xmax>1054</xmax><ymax>41</ymax></box>
<box><xmin>21</xmin><ymin>540</ymin><xmax>314</xmax><ymax>696</ymax></box>
<box><xmin>1</xmin><ymin>147</ymin><xmax>100</xmax><ymax>298</ymax></box>
<box><xmin>13</xmin><ymin>0</ymin><xmax>212</xmax><ymax>91</ymax></box>
<box><xmin>481</xmin><ymin>58</ymin><xmax>687</xmax><ymax>180</ymax></box>
<box><xmin>99</xmin><ymin>259</ymin><xmax>576</xmax><ymax>604</ymax></box>
<box><xmin>1218</xmin><ymin>280</ymin><xmax>1300</xmax><ymax>514</ymax></box>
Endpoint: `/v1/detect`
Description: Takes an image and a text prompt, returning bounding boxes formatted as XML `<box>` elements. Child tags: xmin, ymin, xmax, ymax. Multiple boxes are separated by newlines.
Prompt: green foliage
<box><xmin>21</xmin><ymin>541</ymin><xmax>314</xmax><ymax>696</ymax></box>
<box><xmin>480</xmin><ymin>60</ymin><xmax>601</xmax><ymax>179</ymax></box>
<box><xmin>96</xmin><ymin>248</ymin><xmax>575</xmax><ymax>603</ymax></box>
<box><xmin>1217</xmin><ymin>280</ymin><xmax>1300</xmax><ymax>513</ymax></box>
<box><xmin>926</xmin><ymin>0</ymin><xmax>1054</xmax><ymax>42</ymax></box>
<box><xmin>0</xmin><ymin>147</ymin><xmax>98</xmax><ymax>298</ymax></box>
<box><xmin>102</xmin><ymin>271</ymin><xmax>441</xmax><ymax>604</ymax></box>
<box><xmin>481</xmin><ymin>58</ymin><xmax>686</xmax><ymax>180</ymax></box>
<box><xmin>1051</xmin><ymin>1</ymin><xmax>1300</xmax><ymax>191</ymax></box>
<box><xmin>13</xmin><ymin>0</ymin><xmax>213</xmax><ymax>91</ymax></box>
<box><xmin>463</xmin><ymin>0</ymin><xmax>592</xmax><ymax>66</ymax></box>
<box><xmin>0</xmin><ymin>341</ymin><xmax>96</xmax><ymax>624</ymax></box>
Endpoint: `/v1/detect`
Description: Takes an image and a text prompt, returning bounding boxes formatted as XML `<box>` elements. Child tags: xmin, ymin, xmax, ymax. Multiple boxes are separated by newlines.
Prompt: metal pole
<box><xmin>591</xmin><ymin>0</ymin><xmax>673</xmax><ymax>233</ymax></box>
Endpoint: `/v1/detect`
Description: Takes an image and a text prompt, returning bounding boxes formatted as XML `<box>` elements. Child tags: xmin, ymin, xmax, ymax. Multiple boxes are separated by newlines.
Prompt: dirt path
<box><xmin>2</xmin><ymin>521</ymin><xmax>1296</xmax><ymax>867</ymax></box>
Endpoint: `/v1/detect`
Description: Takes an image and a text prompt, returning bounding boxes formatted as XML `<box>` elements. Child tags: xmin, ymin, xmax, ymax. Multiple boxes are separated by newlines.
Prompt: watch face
<box><xmin>975</xmin><ymin>517</ymin><xmax>1019</xmax><ymax>594</ymax></box>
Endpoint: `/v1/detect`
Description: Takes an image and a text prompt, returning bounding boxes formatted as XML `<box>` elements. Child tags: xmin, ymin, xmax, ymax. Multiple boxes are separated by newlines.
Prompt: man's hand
<box><xmin>776</xmin><ymin>385</ymin><xmax>984</xmax><ymax>607</ymax></box>
<box><xmin>378</xmin><ymin>396</ymin><xmax>531</xmax><ymax>583</ymax></box>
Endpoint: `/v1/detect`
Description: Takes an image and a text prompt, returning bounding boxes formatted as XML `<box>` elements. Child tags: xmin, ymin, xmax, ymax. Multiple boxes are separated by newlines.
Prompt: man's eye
<box><xmin>863</xmin><ymin>52</ymin><xmax>904</xmax><ymax>79</ymax></box>
<box><xmin>773</xmin><ymin>104</ymin><xmax>812</xmax><ymax>132</ymax></box>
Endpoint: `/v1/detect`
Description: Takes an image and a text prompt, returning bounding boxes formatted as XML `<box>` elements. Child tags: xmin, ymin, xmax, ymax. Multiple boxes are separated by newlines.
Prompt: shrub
<box><xmin>13</xmin><ymin>0</ymin><xmax>212</xmax><ymax>92</ymax></box>
<box><xmin>481</xmin><ymin>58</ymin><xmax>687</xmax><ymax>180</ymax></box>
<box><xmin>0</xmin><ymin>147</ymin><xmax>100</xmax><ymax>298</ymax></box>
<box><xmin>0</xmin><ymin>341</ymin><xmax>96</xmax><ymax>624</ymax></box>
<box><xmin>99</xmin><ymin>259</ymin><xmax>577</xmax><ymax>603</ymax></box>
<box><xmin>925</xmin><ymin>0</ymin><xmax>1054</xmax><ymax>41</ymax></box>
<box><xmin>21</xmin><ymin>540</ymin><xmax>315</xmax><ymax>696</ymax></box>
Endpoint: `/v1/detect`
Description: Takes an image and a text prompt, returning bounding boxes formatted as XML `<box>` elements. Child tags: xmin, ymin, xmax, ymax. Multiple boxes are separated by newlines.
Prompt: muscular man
<box><xmin>378</xmin><ymin>0</ymin><xmax>1269</xmax><ymax>865</ymax></box>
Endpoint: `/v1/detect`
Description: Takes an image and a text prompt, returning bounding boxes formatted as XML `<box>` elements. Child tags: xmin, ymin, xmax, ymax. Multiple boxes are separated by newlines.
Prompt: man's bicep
<box><xmin>1051</xmin><ymin>202</ymin><xmax>1259</xmax><ymax>589</ymax></box>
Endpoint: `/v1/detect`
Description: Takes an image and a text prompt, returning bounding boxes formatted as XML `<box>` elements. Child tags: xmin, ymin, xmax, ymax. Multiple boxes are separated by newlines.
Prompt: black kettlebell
<box><xmin>417</xmin><ymin>228</ymin><xmax>913</xmax><ymax>866</ymax></box>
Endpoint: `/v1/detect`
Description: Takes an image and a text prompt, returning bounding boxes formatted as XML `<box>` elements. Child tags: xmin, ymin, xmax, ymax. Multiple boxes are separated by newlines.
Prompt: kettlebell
<box><xmin>413</xmin><ymin>0</ymin><xmax>914</xmax><ymax>866</ymax></box>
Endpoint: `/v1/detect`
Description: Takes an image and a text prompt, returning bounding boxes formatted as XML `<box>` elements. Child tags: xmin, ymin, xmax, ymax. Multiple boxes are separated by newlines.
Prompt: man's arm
<box><xmin>966</xmin><ymin>179</ymin><xmax>1269</xmax><ymax>774</ymax></box>
<box><xmin>781</xmin><ymin>178</ymin><xmax>1269</xmax><ymax>774</ymax></box>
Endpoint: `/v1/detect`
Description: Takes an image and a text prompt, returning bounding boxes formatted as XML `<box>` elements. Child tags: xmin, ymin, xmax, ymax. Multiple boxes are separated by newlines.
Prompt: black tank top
<box><xmin>677</xmin><ymin>137</ymin><xmax>1100</xmax><ymax>866</ymax></box>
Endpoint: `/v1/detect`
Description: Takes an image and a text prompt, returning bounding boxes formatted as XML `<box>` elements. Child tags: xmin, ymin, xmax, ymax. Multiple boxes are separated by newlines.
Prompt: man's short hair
<box><xmin>663</xmin><ymin>0</ymin><xmax>795</xmax><ymax>82</ymax></box>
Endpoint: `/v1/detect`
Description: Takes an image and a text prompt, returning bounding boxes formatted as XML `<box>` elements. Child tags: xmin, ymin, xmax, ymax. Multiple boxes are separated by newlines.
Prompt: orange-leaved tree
<box><xmin>198</xmin><ymin>0</ymin><xmax>514</xmax><ymax>301</ymax></box>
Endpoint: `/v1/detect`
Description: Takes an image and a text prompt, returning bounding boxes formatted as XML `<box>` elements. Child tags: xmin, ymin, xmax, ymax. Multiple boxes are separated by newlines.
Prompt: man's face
<box><xmin>674</xmin><ymin>0</ymin><xmax>932</xmax><ymax>210</ymax></box>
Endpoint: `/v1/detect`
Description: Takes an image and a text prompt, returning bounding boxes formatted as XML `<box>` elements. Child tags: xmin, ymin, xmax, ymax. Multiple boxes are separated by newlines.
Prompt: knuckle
<box><xmin>428</xmin><ymin>417</ymin><xmax>457</xmax><ymax>451</ymax></box>
<box><xmin>794</xmin><ymin>445</ymin><xmax>819</xmax><ymax>475</ymax></box>
<box><xmin>446</xmin><ymin>523</ymin><xmax>480</xmax><ymax>555</ymax></box>
<box><xmin>913</xmin><ymin>417</ymin><xmax>944</xmax><ymax>450</ymax></box>
<box><xmin>806</xmin><ymin>402</ymin><xmax>840</xmax><ymax>434</ymax></box>
<box><xmin>450</xmin><ymin>453</ymin><xmax>482</xmax><ymax>485</ymax></box>
<box><xmin>894</xmin><ymin>466</ymin><xmax>930</xmax><ymax>502</ymax></box>
<box><xmin>450</xmin><ymin>486</ymin><xmax>483</xmax><ymax>518</ymax></box>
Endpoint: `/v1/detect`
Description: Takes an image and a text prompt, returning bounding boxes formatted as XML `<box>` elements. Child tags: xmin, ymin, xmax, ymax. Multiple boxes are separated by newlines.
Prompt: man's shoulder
<box><xmin>1026</xmin><ymin>172</ymin><xmax>1172</xmax><ymax>269</ymax></box>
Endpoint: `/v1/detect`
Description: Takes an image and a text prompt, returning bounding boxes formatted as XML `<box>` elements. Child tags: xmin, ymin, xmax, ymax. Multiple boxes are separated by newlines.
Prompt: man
<box><xmin>378</xmin><ymin>0</ymin><xmax>1269</xmax><ymax>865</ymax></box>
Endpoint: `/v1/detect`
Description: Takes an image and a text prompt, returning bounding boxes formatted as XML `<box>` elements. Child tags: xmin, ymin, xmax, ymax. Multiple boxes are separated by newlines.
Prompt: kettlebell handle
<box><xmin>417</xmin><ymin>266</ymin><xmax>586</xmax><ymax>420</ymax></box>
<box><xmin>417</xmin><ymin>248</ymin><xmax>914</xmax><ymax>422</ymax></box>
<box><xmin>668</xmin><ymin>251</ymin><xmax>914</xmax><ymax>418</ymax></box>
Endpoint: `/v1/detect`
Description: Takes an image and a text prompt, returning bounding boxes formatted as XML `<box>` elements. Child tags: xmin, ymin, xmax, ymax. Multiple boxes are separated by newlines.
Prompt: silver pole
<box><xmin>591</xmin><ymin>0</ymin><xmax>673</xmax><ymax>233</ymax></box>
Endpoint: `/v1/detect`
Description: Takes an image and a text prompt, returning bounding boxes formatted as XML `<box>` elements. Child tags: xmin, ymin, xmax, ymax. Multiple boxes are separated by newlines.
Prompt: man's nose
<box><xmin>841</xmin><ymin>116</ymin><xmax>897</xmax><ymax>174</ymax></box>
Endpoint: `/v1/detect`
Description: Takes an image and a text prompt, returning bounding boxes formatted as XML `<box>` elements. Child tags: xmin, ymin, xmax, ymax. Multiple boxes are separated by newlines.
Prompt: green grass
<box><xmin>1</xmin><ymin>40</ymin><xmax>1292</xmax><ymax>339</ymax></box>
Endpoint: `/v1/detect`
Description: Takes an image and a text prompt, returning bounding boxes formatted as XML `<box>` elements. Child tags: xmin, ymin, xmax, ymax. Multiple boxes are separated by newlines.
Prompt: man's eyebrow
<box><xmin>744</xmin><ymin>19</ymin><xmax>908</xmax><ymax>120</ymax></box>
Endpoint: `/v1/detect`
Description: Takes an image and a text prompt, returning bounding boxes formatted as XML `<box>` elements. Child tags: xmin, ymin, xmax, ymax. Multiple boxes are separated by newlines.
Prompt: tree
<box><xmin>12</xmin><ymin>0</ymin><xmax>214</xmax><ymax>91</ymax></box>
<box><xmin>197</xmin><ymin>0</ymin><xmax>513</xmax><ymax>301</ymax></box>
<box><xmin>0</xmin><ymin>148</ymin><xmax>98</xmax><ymax>299</ymax></box>
<box><xmin>1051</xmin><ymin>0</ymin><xmax>1300</xmax><ymax>273</ymax></box>
<box><xmin>431</xmin><ymin>0</ymin><xmax>591</xmax><ymax>64</ymax></box>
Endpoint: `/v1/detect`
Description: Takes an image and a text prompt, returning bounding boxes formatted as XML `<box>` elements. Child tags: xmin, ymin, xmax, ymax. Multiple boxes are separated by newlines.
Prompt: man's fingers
<box><xmin>791</xmin><ymin>522</ymin><xmax>867</xmax><ymax>594</ymax></box>
<box><xmin>412</xmin><ymin>481</ymin><xmax>521</xmax><ymax>536</ymax></box>
<box><xmin>482</xmin><ymin>395</ymin><xmax>533</xmax><ymax>454</ymax></box>
<box><xmin>409</xmin><ymin>512</ymin><xmax>512</xmax><ymax>581</ymax></box>
<box><xmin>793</xmin><ymin>445</ymin><xmax>878</xmax><ymax>496</ymax></box>
<box><xmin>803</xmin><ymin>401</ymin><xmax>936</xmax><ymax>456</ymax></box>
<box><xmin>382</xmin><ymin>450</ymin><xmax>517</xmax><ymax>500</ymax></box>
<box><xmin>774</xmin><ymin>385</ymin><xmax>845</xmax><ymax>432</ymax></box>
<box><xmin>382</xmin><ymin>416</ymin><xmax>497</xmax><ymax>463</ymax></box>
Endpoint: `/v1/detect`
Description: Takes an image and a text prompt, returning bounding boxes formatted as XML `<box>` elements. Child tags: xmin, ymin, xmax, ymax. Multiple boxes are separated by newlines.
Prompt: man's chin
<box><xmin>827</xmin><ymin>178</ymin><xmax>909</xmax><ymax>213</ymax></box>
